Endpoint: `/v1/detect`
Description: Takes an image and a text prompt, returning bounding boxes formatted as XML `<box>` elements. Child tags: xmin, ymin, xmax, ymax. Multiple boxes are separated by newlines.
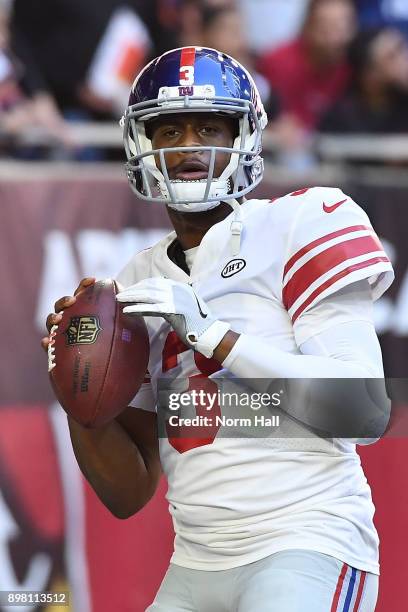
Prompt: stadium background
<box><xmin>1</xmin><ymin>1</ymin><xmax>408</xmax><ymax>610</ymax></box>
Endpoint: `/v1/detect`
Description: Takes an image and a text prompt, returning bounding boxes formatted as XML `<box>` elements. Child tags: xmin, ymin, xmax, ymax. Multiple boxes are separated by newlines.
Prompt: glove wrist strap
<box><xmin>187</xmin><ymin>320</ymin><xmax>231</xmax><ymax>358</ymax></box>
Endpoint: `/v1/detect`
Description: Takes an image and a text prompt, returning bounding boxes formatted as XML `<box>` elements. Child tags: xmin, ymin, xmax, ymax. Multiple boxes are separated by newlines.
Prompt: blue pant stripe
<box><xmin>342</xmin><ymin>567</ymin><xmax>357</xmax><ymax>612</ymax></box>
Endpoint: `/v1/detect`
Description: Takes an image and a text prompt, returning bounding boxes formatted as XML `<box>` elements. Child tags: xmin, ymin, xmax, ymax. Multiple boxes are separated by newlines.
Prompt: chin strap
<box><xmin>159</xmin><ymin>178</ymin><xmax>231</xmax><ymax>213</ymax></box>
<box><xmin>187</xmin><ymin>320</ymin><xmax>232</xmax><ymax>358</ymax></box>
<box><xmin>228</xmin><ymin>199</ymin><xmax>243</xmax><ymax>256</ymax></box>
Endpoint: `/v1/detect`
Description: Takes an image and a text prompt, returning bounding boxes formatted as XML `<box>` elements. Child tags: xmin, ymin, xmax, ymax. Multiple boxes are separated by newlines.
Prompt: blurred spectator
<box><xmin>141</xmin><ymin>1</ymin><xmax>180</xmax><ymax>55</ymax></box>
<box><xmin>0</xmin><ymin>0</ymin><xmax>24</xmax><ymax>116</ymax></box>
<box><xmin>200</xmin><ymin>4</ymin><xmax>251</xmax><ymax>65</ymax></box>
<box><xmin>320</xmin><ymin>27</ymin><xmax>408</xmax><ymax>133</ymax></box>
<box><xmin>199</xmin><ymin>4</ymin><xmax>280</xmax><ymax>121</ymax></box>
<box><xmin>179</xmin><ymin>0</ymin><xmax>235</xmax><ymax>48</ymax></box>
<box><xmin>196</xmin><ymin>2</ymin><xmax>316</xmax><ymax>172</ymax></box>
<box><xmin>257</xmin><ymin>0</ymin><xmax>357</xmax><ymax>131</ymax></box>
<box><xmin>10</xmin><ymin>0</ymin><xmax>180</xmax><ymax>120</ymax></box>
<box><xmin>0</xmin><ymin>0</ymin><xmax>71</xmax><ymax>150</ymax></box>
<box><xmin>356</xmin><ymin>0</ymin><xmax>408</xmax><ymax>38</ymax></box>
<box><xmin>237</xmin><ymin>0</ymin><xmax>310</xmax><ymax>54</ymax></box>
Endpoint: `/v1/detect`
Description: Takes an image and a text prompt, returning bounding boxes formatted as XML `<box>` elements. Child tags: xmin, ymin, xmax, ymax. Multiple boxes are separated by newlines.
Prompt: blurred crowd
<box><xmin>1</xmin><ymin>0</ymin><xmax>408</xmax><ymax>165</ymax></box>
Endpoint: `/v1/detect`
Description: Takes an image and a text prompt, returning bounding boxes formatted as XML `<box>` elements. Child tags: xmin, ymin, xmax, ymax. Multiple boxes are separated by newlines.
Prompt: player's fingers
<box><xmin>74</xmin><ymin>277</ymin><xmax>96</xmax><ymax>296</ymax></box>
<box><xmin>54</xmin><ymin>295</ymin><xmax>76</xmax><ymax>313</ymax></box>
<box><xmin>46</xmin><ymin>312</ymin><xmax>63</xmax><ymax>332</ymax></box>
<box><xmin>53</xmin><ymin>278</ymin><xmax>95</xmax><ymax>313</ymax></box>
<box><xmin>41</xmin><ymin>337</ymin><xmax>50</xmax><ymax>353</ymax></box>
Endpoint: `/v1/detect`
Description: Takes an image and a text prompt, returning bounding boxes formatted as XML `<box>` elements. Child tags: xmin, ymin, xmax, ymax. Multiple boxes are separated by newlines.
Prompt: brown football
<box><xmin>48</xmin><ymin>279</ymin><xmax>149</xmax><ymax>427</ymax></box>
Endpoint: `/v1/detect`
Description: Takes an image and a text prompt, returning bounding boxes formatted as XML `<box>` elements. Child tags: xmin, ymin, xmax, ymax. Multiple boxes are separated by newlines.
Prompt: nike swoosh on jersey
<box><xmin>323</xmin><ymin>198</ymin><xmax>348</xmax><ymax>213</ymax></box>
<box><xmin>194</xmin><ymin>294</ymin><xmax>208</xmax><ymax>318</ymax></box>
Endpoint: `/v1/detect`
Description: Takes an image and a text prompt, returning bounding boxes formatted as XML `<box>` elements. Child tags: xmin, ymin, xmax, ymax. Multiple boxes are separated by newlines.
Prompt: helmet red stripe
<box><xmin>180</xmin><ymin>47</ymin><xmax>196</xmax><ymax>69</ymax></box>
<box><xmin>179</xmin><ymin>47</ymin><xmax>197</xmax><ymax>84</ymax></box>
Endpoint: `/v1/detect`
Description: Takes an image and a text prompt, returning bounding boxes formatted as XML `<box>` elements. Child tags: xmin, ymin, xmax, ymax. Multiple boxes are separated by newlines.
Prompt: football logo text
<box><xmin>221</xmin><ymin>259</ymin><xmax>246</xmax><ymax>278</ymax></box>
<box><xmin>65</xmin><ymin>316</ymin><xmax>102</xmax><ymax>345</ymax></box>
<box><xmin>179</xmin><ymin>86</ymin><xmax>194</xmax><ymax>96</ymax></box>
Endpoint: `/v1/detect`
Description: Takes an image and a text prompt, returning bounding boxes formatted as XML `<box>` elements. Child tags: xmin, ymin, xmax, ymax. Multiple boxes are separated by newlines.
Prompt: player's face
<box><xmin>149</xmin><ymin>113</ymin><xmax>236</xmax><ymax>181</ymax></box>
<box><xmin>306</xmin><ymin>0</ymin><xmax>356</xmax><ymax>61</ymax></box>
<box><xmin>370</xmin><ymin>29</ymin><xmax>408</xmax><ymax>88</ymax></box>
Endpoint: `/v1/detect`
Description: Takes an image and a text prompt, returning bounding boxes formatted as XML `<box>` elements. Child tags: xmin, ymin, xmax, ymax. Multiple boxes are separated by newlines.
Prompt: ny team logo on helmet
<box><xmin>122</xmin><ymin>46</ymin><xmax>268</xmax><ymax>212</ymax></box>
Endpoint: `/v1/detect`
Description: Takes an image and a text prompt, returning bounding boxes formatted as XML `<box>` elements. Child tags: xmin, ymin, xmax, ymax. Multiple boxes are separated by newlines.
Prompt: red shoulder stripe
<box><xmin>283</xmin><ymin>235</ymin><xmax>385</xmax><ymax>311</ymax></box>
<box><xmin>291</xmin><ymin>256</ymin><xmax>389</xmax><ymax>323</ymax></box>
<box><xmin>283</xmin><ymin>225</ymin><xmax>369</xmax><ymax>279</ymax></box>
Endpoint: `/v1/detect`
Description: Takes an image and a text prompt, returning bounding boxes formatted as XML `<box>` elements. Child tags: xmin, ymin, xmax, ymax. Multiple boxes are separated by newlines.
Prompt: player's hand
<box><xmin>116</xmin><ymin>278</ymin><xmax>230</xmax><ymax>358</ymax></box>
<box><xmin>40</xmin><ymin>277</ymin><xmax>96</xmax><ymax>352</ymax></box>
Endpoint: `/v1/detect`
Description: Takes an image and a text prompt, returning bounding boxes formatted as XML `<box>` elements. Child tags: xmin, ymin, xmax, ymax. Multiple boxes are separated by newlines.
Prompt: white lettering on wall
<box><xmin>0</xmin><ymin>491</ymin><xmax>51</xmax><ymax>612</ymax></box>
<box><xmin>35</xmin><ymin>228</ymin><xmax>166</xmax><ymax>332</ymax></box>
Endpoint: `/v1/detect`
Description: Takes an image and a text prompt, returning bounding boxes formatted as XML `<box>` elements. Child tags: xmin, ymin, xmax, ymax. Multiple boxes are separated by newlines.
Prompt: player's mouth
<box><xmin>171</xmin><ymin>159</ymin><xmax>209</xmax><ymax>181</ymax></box>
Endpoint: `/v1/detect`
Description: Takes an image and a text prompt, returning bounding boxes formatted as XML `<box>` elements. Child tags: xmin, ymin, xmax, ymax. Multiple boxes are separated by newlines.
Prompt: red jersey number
<box><xmin>162</xmin><ymin>331</ymin><xmax>221</xmax><ymax>453</ymax></box>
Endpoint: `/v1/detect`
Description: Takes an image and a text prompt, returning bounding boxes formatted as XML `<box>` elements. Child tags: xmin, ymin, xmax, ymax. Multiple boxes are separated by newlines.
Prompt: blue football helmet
<box><xmin>122</xmin><ymin>46</ymin><xmax>268</xmax><ymax>212</ymax></box>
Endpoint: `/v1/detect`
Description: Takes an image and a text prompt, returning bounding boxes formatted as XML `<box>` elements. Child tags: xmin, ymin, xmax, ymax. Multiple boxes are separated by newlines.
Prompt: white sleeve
<box><xmin>282</xmin><ymin>187</ymin><xmax>394</xmax><ymax>328</ymax></box>
<box><xmin>294</xmin><ymin>278</ymin><xmax>376</xmax><ymax>345</ymax></box>
<box><xmin>222</xmin><ymin>281</ymin><xmax>384</xmax><ymax>379</ymax></box>
<box><xmin>222</xmin><ymin>283</ymin><xmax>389</xmax><ymax>443</ymax></box>
<box><xmin>223</xmin><ymin>328</ymin><xmax>376</xmax><ymax>379</ymax></box>
<box><xmin>297</xmin><ymin>279</ymin><xmax>384</xmax><ymax>377</ymax></box>
<box><xmin>296</xmin><ymin>320</ymin><xmax>388</xmax><ymax>444</ymax></box>
<box><xmin>299</xmin><ymin>320</ymin><xmax>384</xmax><ymax>378</ymax></box>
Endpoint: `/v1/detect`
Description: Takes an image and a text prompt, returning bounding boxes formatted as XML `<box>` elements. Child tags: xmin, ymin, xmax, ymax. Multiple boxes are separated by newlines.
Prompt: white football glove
<box><xmin>116</xmin><ymin>278</ymin><xmax>231</xmax><ymax>358</ymax></box>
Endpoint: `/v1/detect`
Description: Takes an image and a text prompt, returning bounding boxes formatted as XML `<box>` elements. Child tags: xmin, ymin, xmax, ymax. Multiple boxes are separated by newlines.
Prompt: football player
<box><xmin>43</xmin><ymin>47</ymin><xmax>394</xmax><ymax>611</ymax></box>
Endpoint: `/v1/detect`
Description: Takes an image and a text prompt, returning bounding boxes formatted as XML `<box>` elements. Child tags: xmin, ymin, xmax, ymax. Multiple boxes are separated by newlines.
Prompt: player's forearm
<box><xmin>217</xmin><ymin>333</ymin><xmax>390</xmax><ymax>441</ymax></box>
<box><xmin>67</xmin><ymin>416</ymin><xmax>156</xmax><ymax>518</ymax></box>
<box><xmin>219</xmin><ymin>333</ymin><xmax>372</xmax><ymax>378</ymax></box>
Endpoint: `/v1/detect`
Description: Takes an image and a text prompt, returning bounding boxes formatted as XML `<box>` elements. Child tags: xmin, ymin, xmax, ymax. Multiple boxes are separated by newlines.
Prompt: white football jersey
<box><xmin>117</xmin><ymin>187</ymin><xmax>393</xmax><ymax>573</ymax></box>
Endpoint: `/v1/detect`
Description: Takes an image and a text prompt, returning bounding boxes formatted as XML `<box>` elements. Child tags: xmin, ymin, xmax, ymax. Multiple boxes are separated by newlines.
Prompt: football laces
<box><xmin>48</xmin><ymin>324</ymin><xmax>58</xmax><ymax>372</ymax></box>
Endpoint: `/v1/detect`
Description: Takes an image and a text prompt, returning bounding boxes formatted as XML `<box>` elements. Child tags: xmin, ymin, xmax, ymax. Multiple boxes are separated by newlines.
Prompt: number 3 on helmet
<box><xmin>121</xmin><ymin>46</ymin><xmax>268</xmax><ymax>213</ymax></box>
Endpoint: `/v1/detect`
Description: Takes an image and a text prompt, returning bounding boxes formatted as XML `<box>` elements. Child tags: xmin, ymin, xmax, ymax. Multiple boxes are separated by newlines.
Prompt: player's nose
<box><xmin>179</xmin><ymin>125</ymin><xmax>201</xmax><ymax>148</ymax></box>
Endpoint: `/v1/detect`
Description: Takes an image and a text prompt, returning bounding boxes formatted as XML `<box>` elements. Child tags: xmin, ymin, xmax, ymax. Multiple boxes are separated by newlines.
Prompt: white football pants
<box><xmin>146</xmin><ymin>549</ymin><xmax>378</xmax><ymax>611</ymax></box>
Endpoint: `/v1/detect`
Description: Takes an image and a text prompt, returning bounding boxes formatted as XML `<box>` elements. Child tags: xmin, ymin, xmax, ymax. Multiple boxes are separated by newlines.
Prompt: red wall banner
<box><xmin>0</xmin><ymin>170</ymin><xmax>407</xmax><ymax>611</ymax></box>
